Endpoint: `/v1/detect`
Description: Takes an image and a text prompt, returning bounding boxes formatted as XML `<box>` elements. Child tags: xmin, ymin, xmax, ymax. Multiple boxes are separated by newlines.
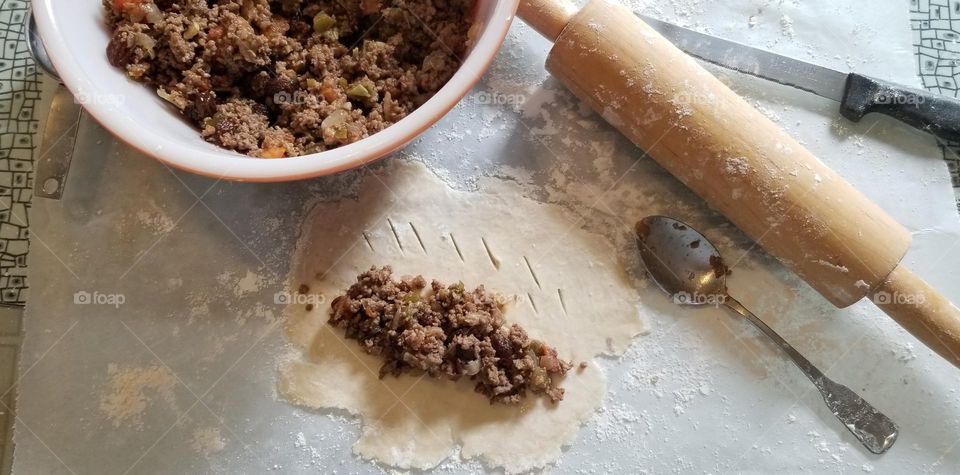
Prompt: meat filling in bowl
<box><xmin>104</xmin><ymin>0</ymin><xmax>474</xmax><ymax>157</ymax></box>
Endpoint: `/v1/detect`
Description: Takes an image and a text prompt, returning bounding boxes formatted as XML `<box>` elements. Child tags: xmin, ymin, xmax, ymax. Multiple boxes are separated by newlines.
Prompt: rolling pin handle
<box><xmin>871</xmin><ymin>265</ymin><xmax>960</xmax><ymax>368</ymax></box>
<box><xmin>517</xmin><ymin>0</ymin><xmax>577</xmax><ymax>41</ymax></box>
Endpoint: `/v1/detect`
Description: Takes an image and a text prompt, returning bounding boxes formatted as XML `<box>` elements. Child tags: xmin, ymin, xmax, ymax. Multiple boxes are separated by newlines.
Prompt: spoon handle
<box><xmin>724</xmin><ymin>297</ymin><xmax>898</xmax><ymax>454</ymax></box>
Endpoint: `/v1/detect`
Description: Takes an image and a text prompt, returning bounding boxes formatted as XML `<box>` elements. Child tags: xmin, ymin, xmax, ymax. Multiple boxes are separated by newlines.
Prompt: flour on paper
<box><xmin>99</xmin><ymin>364</ymin><xmax>179</xmax><ymax>428</ymax></box>
<box><xmin>278</xmin><ymin>160</ymin><xmax>647</xmax><ymax>473</ymax></box>
<box><xmin>192</xmin><ymin>427</ymin><xmax>226</xmax><ymax>456</ymax></box>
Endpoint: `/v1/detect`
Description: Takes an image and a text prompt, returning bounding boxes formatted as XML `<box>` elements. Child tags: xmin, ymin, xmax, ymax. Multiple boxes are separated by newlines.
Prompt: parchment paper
<box><xmin>15</xmin><ymin>1</ymin><xmax>960</xmax><ymax>473</ymax></box>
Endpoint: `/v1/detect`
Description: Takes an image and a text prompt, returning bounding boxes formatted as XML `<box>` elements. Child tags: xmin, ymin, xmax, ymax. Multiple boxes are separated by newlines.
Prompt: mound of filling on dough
<box><xmin>328</xmin><ymin>266</ymin><xmax>573</xmax><ymax>404</ymax></box>
<box><xmin>103</xmin><ymin>0</ymin><xmax>474</xmax><ymax>157</ymax></box>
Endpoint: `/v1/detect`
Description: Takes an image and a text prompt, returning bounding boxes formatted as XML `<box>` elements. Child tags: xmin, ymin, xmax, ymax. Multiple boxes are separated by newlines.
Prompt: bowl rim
<box><xmin>32</xmin><ymin>0</ymin><xmax>519</xmax><ymax>182</ymax></box>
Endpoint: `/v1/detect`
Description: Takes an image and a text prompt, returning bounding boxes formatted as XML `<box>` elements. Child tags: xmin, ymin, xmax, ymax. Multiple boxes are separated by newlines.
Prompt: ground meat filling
<box><xmin>329</xmin><ymin>267</ymin><xmax>573</xmax><ymax>404</ymax></box>
<box><xmin>104</xmin><ymin>0</ymin><xmax>473</xmax><ymax>157</ymax></box>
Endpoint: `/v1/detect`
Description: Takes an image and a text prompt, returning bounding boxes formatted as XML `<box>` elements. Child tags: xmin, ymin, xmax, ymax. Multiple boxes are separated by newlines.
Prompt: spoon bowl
<box><xmin>635</xmin><ymin>216</ymin><xmax>727</xmax><ymax>305</ymax></box>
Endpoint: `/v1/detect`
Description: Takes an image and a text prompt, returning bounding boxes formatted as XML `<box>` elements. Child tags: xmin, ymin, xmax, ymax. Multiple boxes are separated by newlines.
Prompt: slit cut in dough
<box><xmin>279</xmin><ymin>160</ymin><xmax>646</xmax><ymax>473</ymax></box>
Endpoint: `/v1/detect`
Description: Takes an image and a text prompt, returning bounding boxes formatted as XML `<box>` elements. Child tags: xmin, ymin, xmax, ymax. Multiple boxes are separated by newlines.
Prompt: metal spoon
<box><xmin>25</xmin><ymin>10</ymin><xmax>59</xmax><ymax>80</ymax></box>
<box><xmin>25</xmin><ymin>9</ymin><xmax>81</xmax><ymax>201</ymax></box>
<box><xmin>635</xmin><ymin>215</ymin><xmax>898</xmax><ymax>455</ymax></box>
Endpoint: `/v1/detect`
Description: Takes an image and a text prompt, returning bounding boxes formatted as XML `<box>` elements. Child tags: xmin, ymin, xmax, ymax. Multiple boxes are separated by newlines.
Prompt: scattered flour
<box><xmin>590</xmin><ymin>402</ymin><xmax>645</xmax><ymax>443</ymax></box>
<box><xmin>192</xmin><ymin>427</ymin><xmax>226</xmax><ymax>456</ymax></box>
<box><xmin>235</xmin><ymin>270</ymin><xmax>266</xmax><ymax>296</ymax></box>
<box><xmin>780</xmin><ymin>15</ymin><xmax>795</xmax><ymax>38</ymax></box>
<box><xmin>892</xmin><ymin>342</ymin><xmax>917</xmax><ymax>362</ymax></box>
<box><xmin>203</xmin><ymin>334</ymin><xmax>239</xmax><ymax>361</ymax></box>
<box><xmin>135</xmin><ymin>208</ymin><xmax>176</xmax><ymax>234</ymax></box>
<box><xmin>724</xmin><ymin>157</ymin><xmax>751</xmax><ymax>176</ymax></box>
<box><xmin>99</xmin><ymin>364</ymin><xmax>179</xmax><ymax>428</ymax></box>
<box><xmin>814</xmin><ymin>260</ymin><xmax>849</xmax><ymax>273</ymax></box>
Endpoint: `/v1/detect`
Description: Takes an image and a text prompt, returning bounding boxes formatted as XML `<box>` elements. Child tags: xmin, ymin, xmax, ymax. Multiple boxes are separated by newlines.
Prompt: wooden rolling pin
<box><xmin>517</xmin><ymin>0</ymin><xmax>960</xmax><ymax>368</ymax></box>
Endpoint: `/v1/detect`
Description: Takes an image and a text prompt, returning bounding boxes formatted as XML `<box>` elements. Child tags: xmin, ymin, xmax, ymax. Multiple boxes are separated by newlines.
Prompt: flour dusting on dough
<box><xmin>278</xmin><ymin>160</ymin><xmax>647</xmax><ymax>473</ymax></box>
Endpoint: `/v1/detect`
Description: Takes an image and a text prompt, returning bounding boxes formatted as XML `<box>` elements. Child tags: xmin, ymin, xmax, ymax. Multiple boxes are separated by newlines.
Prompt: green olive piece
<box><xmin>313</xmin><ymin>13</ymin><xmax>336</xmax><ymax>33</ymax></box>
<box><xmin>183</xmin><ymin>22</ymin><xmax>200</xmax><ymax>40</ymax></box>
<box><xmin>346</xmin><ymin>83</ymin><xmax>371</xmax><ymax>100</ymax></box>
<box><xmin>360</xmin><ymin>78</ymin><xmax>377</xmax><ymax>95</ymax></box>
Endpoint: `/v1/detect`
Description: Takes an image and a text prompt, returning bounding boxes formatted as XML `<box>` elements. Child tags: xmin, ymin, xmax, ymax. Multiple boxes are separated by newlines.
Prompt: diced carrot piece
<box><xmin>207</xmin><ymin>26</ymin><xmax>224</xmax><ymax>41</ymax></box>
<box><xmin>113</xmin><ymin>0</ymin><xmax>142</xmax><ymax>13</ymax></box>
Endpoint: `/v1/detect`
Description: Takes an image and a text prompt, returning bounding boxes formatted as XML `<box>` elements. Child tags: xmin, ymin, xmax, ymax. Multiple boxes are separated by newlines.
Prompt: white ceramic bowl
<box><xmin>32</xmin><ymin>0</ymin><xmax>518</xmax><ymax>181</ymax></box>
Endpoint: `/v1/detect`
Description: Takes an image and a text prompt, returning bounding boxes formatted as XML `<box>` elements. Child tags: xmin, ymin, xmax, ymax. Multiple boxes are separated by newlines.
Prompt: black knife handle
<box><xmin>840</xmin><ymin>73</ymin><xmax>960</xmax><ymax>143</ymax></box>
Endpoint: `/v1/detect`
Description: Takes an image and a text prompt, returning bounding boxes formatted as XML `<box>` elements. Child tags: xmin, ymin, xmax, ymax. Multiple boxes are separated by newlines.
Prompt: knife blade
<box><xmin>638</xmin><ymin>14</ymin><xmax>960</xmax><ymax>143</ymax></box>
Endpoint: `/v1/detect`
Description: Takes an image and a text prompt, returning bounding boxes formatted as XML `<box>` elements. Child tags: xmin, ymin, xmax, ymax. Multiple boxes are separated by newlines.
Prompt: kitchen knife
<box><xmin>639</xmin><ymin>14</ymin><xmax>960</xmax><ymax>143</ymax></box>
